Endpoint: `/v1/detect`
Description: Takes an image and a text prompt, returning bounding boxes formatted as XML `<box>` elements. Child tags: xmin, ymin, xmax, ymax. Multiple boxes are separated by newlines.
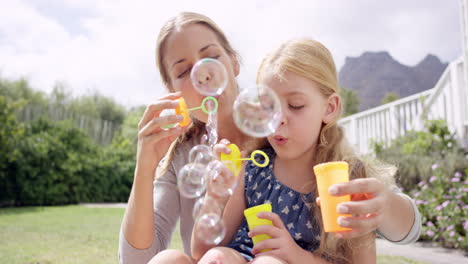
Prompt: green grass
<box><xmin>377</xmin><ymin>255</ymin><xmax>428</xmax><ymax>264</ymax></box>
<box><xmin>0</xmin><ymin>206</ymin><xmax>426</xmax><ymax>264</ymax></box>
<box><xmin>0</xmin><ymin>206</ymin><xmax>125</xmax><ymax>264</ymax></box>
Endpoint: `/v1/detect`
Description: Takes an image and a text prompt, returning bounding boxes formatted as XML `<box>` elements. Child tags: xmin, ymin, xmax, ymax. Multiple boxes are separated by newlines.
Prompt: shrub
<box><xmin>373</xmin><ymin>119</ymin><xmax>467</xmax><ymax>250</ymax></box>
<box><xmin>373</xmin><ymin>120</ymin><xmax>467</xmax><ymax>191</ymax></box>
<box><xmin>1</xmin><ymin>117</ymin><xmax>135</xmax><ymax>206</ymax></box>
<box><xmin>411</xmin><ymin>166</ymin><xmax>467</xmax><ymax>250</ymax></box>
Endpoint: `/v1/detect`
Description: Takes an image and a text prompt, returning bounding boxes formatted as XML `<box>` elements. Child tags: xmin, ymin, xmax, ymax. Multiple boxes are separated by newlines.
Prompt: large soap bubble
<box><xmin>206</xmin><ymin>160</ymin><xmax>238</xmax><ymax>198</ymax></box>
<box><xmin>189</xmin><ymin>144</ymin><xmax>215</xmax><ymax>166</ymax></box>
<box><xmin>233</xmin><ymin>84</ymin><xmax>282</xmax><ymax>137</ymax></box>
<box><xmin>195</xmin><ymin>213</ymin><xmax>226</xmax><ymax>245</ymax></box>
<box><xmin>178</xmin><ymin>163</ymin><xmax>207</xmax><ymax>198</ymax></box>
<box><xmin>191</xmin><ymin>58</ymin><xmax>228</xmax><ymax>96</ymax></box>
<box><xmin>192</xmin><ymin>195</ymin><xmax>223</xmax><ymax>220</ymax></box>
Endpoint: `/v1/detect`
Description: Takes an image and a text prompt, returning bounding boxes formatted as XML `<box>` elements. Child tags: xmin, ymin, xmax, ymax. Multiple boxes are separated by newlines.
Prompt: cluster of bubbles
<box><xmin>174</xmin><ymin>57</ymin><xmax>282</xmax><ymax>245</ymax></box>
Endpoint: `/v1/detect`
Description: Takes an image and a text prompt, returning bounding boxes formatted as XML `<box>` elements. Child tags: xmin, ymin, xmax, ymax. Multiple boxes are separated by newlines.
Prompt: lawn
<box><xmin>0</xmin><ymin>206</ymin><xmax>426</xmax><ymax>263</ymax></box>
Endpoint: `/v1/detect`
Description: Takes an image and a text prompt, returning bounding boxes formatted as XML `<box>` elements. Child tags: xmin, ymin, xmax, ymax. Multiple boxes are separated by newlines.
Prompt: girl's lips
<box><xmin>273</xmin><ymin>135</ymin><xmax>288</xmax><ymax>146</ymax></box>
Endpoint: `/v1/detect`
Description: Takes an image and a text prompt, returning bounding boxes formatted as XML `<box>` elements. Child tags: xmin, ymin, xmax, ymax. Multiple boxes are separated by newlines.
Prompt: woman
<box><xmin>119</xmin><ymin>12</ymin><xmax>421</xmax><ymax>264</ymax></box>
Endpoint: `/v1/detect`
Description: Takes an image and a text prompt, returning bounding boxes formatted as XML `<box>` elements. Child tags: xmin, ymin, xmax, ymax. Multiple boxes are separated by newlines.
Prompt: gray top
<box><xmin>118</xmin><ymin>137</ymin><xmax>421</xmax><ymax>264</ymax></box>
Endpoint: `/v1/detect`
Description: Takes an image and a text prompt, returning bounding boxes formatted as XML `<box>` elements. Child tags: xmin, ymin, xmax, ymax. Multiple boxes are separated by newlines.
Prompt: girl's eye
<box><xmin>208</xmin><ymin>55</ymin><xmax>220</xmax><ymax>60</ymax></box>
<box><xmin>289</xmin><ymin>104</ymin><xmax>304</xmax><ymax>110</ymax></box>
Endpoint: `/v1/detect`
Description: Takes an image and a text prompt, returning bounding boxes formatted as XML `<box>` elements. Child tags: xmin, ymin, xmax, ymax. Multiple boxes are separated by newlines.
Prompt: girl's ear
<box><xmin>323</xmin><ymin>93</ymin><xmax>341</xmax><ymax>124</ymax></box>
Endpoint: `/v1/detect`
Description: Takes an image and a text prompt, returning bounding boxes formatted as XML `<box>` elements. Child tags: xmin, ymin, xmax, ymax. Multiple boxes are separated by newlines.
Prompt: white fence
<box><xmin>17</xmin><ymin>103</ymin><xmax>121</xmax><ymax>145</ymax></box>
<box><xmin>338</xmin><ymin>58</ymin><xmax>468</xmax><ymax>154</ymax></box>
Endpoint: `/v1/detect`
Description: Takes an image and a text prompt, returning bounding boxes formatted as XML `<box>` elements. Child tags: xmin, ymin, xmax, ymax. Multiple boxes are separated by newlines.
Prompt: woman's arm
<box><xmin>119</xmin><ymin>159</ymin><xmax>181</xmax><ymax>264</ymax></box>
<box><xmin>121</xmin><ymin>166</ymin><xmax>158</xmax><ymax>250</ymax></box>
<box><xmin>121</xmin><ymin>93</ymin><xmax>184</xmax><ymax>251</ymax></box>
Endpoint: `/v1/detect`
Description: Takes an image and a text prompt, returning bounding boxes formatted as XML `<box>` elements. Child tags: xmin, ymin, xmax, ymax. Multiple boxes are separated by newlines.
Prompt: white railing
<box><xmin>338</xmin><ymin>57</ymin><xmax>468</xmax><ymax>154</ymax></box>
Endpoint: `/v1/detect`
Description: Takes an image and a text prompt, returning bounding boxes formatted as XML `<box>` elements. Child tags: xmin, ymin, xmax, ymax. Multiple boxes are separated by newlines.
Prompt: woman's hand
<box><xmin>319</xmin><ymin>178</ymin><xmax>391</xmax><ymax>239</ymax></box>
<box><xmin>249</xmin><ymin>212</ymin><xmax>307</xmax><ymax>263</ymax></box>
<box><xmin>136</xmin><ymin>92</ymin><xmax>186</xmax><ymax>173</ymax></box>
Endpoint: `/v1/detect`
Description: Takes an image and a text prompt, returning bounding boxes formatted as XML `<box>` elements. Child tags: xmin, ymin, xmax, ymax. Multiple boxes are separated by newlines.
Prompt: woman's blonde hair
<box><xmin>156</xmin><ymin>11</ymin><xmax>240</xmax><ymax>88</ymax></box>
<box><xmin>257</xmin><ymin>39</ymin><xmax>396</xmax><ymax>263</ymax></box>
<box><xmin>155</xmin><ymin>12</ymin><xmax>241</xmax><ymax>176</ymax></box>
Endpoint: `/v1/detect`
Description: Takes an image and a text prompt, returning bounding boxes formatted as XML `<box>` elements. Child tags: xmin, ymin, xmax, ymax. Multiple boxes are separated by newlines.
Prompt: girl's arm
<box><xmin>191</xmin><ymin>161</ymin><xmax>247</xmax><ymax>260</ymax></box>
<box><xmin>377</xmin><ymin>190</ymin><xmax>419</xmax><ymax>242</ymax></box>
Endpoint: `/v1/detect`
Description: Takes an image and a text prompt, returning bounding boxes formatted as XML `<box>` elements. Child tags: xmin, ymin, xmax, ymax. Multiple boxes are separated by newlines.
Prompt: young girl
<box><xmin>151</xmin><ymin>38</ymin><xmax>420</xmax><ymax>264</ymax></box>
<box><xmin>187</xmin><ymin>38</ymin><xmax>391</xmax><ymax>264</ymax></box>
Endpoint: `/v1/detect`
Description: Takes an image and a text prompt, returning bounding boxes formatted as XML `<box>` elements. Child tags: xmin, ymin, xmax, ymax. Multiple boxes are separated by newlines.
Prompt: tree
<box><xmin>339</xmin><ymin>86</ymin><xmax>360</xmax><ymax>117</ymax></box>
<box><xmin>69</xmin><ymin>92</ymin><xmax>126</xmax><ymax>125</ymax></box>
<box><xmin>0</xmin><ymin>77</ymin><xmax>47</xmax><ymax>106</ymax></box>
<box><xmin>382</xmin><ymin>92</ymin><xmax>400</xmax><ymax>105</ymax></box>
<box><xmin>50</xmin><ymin>81</ymin><xmax>73</xmax><ymax>106</ymax></box>
<box><xmin>0</xmin><ymin>96</ymin><xmax>25</xmax><ymax>205</ymax></box>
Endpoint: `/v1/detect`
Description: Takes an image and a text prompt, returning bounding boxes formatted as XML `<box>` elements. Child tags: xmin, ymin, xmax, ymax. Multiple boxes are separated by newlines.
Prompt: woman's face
<box><xmin>162</xmin><ymin>23</ymin><xmax>240</xmax><ymax>123</ymax></box>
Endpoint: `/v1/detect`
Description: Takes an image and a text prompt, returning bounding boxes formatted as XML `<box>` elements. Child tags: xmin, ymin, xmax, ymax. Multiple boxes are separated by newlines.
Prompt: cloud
<box><xmin>0</xmin><ymin>0</ymin><xmax>461</xmax><ymax>107</ymax></box>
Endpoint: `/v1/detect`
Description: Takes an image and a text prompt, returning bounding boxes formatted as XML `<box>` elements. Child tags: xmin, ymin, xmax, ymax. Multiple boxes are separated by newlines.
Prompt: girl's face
<box><xmin>163</xmin><ymin>24</ymin><xmax>240</xmax><ymax>123</ymax></box>
<box><xmin>260</xmin><ymin>71</ymin><xmax>339</xmax><ymax>161</ymax></box>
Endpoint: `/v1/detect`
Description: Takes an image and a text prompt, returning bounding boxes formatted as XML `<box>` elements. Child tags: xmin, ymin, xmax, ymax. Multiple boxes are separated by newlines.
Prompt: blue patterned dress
<box><xmin>226</xmin><ymin>148</ymin><xmax>322</xmax><ymax>261</ymax></box>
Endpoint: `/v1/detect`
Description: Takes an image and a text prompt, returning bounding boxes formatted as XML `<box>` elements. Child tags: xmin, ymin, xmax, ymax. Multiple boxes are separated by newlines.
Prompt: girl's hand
<box><xmin>212</xmin><ymin>138</ymin><xmax>232</xmax><ymax>158</ymax></box>
<box><xmin>207</xmin><ymin>139</ymin><xmax>245</xmax><ymax>199</ymax></box>
<box><xmin>136</xmin><ymin>92</ymin><xmax>186</xmax><ymax>173</ymax></box>
<box><xmin>323</xmin><ymin>178</ymin><xmax>391</xmax><ymax>239</ymax></box>
<box><xmin>249</xmin><ymin>212</ymin><xmax>306</xmax><ymax>263</ymax></box>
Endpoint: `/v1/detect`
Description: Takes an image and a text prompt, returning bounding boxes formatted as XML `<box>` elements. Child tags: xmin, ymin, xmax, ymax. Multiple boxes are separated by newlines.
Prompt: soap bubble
<box><xmin>200</xmin><ymin>134</ymin><xmax>209</xmax><ymax>145</ymax></box>
<box><xmin>206</xmin><ymin>160</ymin><xmax>238</xmax><ymax>198</ymax></box>
<box><xmin>233</xmin><ymin>84</ymin><xmax>282</xmax><ymax>137</ymax></box>
<box><xmin>195</xmin><ymin>213</ymin><xmax>226</xmax><ymax>245</ymax></box>
<box><xmin>191</xmin><ymin>58</ymin><xmax>228</xmax><ymax>96</ymax></box>
<box><xmin>178</xmin><ymin>163</ymin><xmax>207</xmax><ymax>198</ymax></box>
<box><xmin>192</xmin><ymin>195</ymin><xmax>223</xmax><ymax>220</ymax></box>
<box><xmin>189</xmin><ymin>144</ymin><xmax>214</xmax><ymax>166</ymax></box>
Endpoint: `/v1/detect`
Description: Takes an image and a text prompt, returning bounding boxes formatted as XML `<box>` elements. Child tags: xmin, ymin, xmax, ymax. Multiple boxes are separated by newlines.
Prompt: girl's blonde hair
<box><xmin>155</xmin><ymin>12</ymin><xmax>240</xmax><ymax>176</ymax></box>
<box><xmin>257</xmin><ymin>39</ymin><xmax>396</xmax><ymax>263</ymax></box>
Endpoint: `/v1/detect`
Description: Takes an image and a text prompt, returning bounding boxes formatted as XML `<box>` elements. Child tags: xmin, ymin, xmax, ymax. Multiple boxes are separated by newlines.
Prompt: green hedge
<box><xmin>0</xmin><ymin>96</ymin><xmax>136</xmax><ymax>206</ymax></box>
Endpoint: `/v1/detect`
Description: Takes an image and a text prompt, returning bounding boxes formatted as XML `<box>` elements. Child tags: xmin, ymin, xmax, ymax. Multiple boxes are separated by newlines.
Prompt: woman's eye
<box><xmin>289</xmin><ymin>104</ymin><xmax>304</xmax><ymax>110</ymax></box>
<box><xmin>177</xmin><ymin>69</ymin><xmax>190</xmax><ymax>79</ymax></box>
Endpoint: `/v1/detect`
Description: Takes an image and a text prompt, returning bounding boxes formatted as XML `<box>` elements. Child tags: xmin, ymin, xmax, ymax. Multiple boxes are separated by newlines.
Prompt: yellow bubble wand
<box><xmin>221</xmin><ymin>144</ymin><xmax>270</xmax><ymax>176</ymax></box>
<box><xmin>160</xmin><ymin>96</ymin><xmax>218</xmax><ymax>128</ymax></box>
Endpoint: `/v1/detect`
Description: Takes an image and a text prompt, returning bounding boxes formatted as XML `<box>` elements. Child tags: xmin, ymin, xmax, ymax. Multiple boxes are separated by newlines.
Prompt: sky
<box><xmin>0</xmin><ymin>0</ymin><xmax>462</xmax><ymax>107</ymax></box>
